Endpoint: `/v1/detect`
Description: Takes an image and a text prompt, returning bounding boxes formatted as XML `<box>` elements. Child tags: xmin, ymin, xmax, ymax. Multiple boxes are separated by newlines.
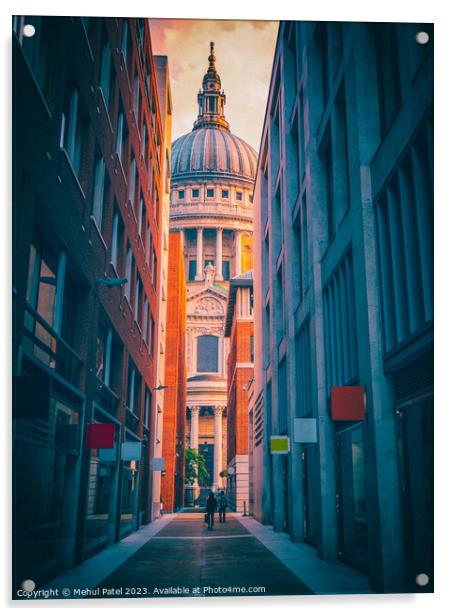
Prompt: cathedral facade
<box><xmin>170</xmin><ymin>43</ymin><xmax>257</xmax><ymax>503</ymax></box>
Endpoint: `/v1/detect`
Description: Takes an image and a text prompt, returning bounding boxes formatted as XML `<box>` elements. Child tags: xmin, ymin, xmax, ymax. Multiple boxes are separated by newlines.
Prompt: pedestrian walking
<box><xmin>218</xmin><ymin>491</ymin><xmax>228</xmax><ymax>523</ymax></box>
<box><xmin>205</xmin><ymin>491</ymin><xmax>217</xmax><ymax>530</ymax></box>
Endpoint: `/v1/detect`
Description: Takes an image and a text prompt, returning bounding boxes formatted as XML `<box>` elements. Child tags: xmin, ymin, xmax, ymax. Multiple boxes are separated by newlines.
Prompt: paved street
<box><xmin>97</xmin><ymin>512</ymin><xmax>312</xmax><ymax>597</ymax></box>
<box><xmin>41</xmin><ymin>511</ymin><xmax>372</xmax><ymax>600</ymax></box>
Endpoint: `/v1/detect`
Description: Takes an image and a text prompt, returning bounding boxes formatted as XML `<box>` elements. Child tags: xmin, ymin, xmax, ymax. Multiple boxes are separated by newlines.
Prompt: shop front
<box><xmin>13</xmin><ymin>357</ymin><xmax>84</xmax><ymax>587</ymax></box>
<box><xmin>335</xmin><ymin>423</ymin><xmax>368</xmax><ymax>571</ymax></box>
<box><xmin>83</xmin><ymin>407</ymin><xmax>121</xmax><ymax>557</ymax></box>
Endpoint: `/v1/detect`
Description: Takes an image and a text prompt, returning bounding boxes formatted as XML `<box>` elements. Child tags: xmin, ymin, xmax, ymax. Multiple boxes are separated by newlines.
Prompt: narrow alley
<box><xmin>40</xmin><ymin>512</ymin><xmax>371</xmax><ymax>600</ymax></box>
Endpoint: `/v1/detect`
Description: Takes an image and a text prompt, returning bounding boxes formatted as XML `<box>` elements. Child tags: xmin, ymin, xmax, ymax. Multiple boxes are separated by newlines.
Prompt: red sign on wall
<box><xmin>331</xmin><ymin>386</ymin><xmax>365</xmax><ymax>421</ymax></box>
<box><xmin>85</xmin><ymin>423</ymin><xmax>115</xmax><ymax>449</ymax></box>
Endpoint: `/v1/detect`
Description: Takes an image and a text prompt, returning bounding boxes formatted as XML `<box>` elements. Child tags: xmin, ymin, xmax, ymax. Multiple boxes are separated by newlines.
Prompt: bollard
<box><xmin>242</xmin><ymin>500</ymin><xmax>248</xmax><ymax>516</ymax></box>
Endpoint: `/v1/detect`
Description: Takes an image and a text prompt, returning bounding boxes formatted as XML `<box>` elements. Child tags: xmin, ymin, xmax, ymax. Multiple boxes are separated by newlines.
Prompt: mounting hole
<box><xmin>23</xmin><ymin>24</ymin><xmax>36</xmax><ymax>38</ymax></box>
<box><xmin>415</xmin><ymin>31</ymin><xmax>429</xmax><ymax>45</ymax></box>
<box><xmin>21</xmin><ymin>579</ymin><xmax>36</xmax><ymax>592</ymax></box>
<box><xmin>415</xmin><ymin>573</ymin><xmax>430</xmax><ymax>586</ymax></box>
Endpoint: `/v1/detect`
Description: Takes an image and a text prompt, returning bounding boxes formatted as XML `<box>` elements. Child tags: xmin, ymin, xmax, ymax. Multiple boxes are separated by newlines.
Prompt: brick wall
<box><xmin>161</xmin><ymin>233</ymin><xmax>186</xmax><ymax>511</ymax></box>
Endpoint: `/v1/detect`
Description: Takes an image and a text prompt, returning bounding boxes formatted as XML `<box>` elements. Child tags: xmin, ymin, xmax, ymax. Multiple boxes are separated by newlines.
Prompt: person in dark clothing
<box><xmin>205</xmin><ymin>491</ymin><xmax>217</xmax><ymax>530</ymax></box>
<box><xmin>218</xmin><ymin>491</ymin><xmax>227</xmax><ymax>523</ymax></box>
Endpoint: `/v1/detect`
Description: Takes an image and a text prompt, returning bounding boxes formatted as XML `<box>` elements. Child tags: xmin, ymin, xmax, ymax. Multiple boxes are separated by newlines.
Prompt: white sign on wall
<box><xmin>151</xmin><ymin>457</ymin><xmax>165</xmax><ymax>471</ymax></box>
<box><xmin>121</xmin><ymin>441</ymin><xmax>142</xmax><ymax>461</ymax></box>
<box><xmin>293</xmin><ymin>418</ymin><xmax>318</xmax><ymax>444</ymax></box>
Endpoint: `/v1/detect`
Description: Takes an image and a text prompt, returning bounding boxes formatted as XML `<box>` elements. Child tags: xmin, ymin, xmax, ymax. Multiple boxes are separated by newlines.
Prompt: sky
<box><xmin>149</xmin><ymin>19</ymin><xmax>279</xmax><ymax>153</ymax></box>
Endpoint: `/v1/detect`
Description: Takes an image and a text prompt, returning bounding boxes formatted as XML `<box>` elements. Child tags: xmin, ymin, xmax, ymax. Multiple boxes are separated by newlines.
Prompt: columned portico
<box><xmin>188</xmin><ymin>405</ymin><xmax>200</xmax><ymax>502</ymax></box>
<box><xmin>195</xmin><ymin>228</ymin><xmax>203</xmax><ymax>280</ymax></box>
<box><xmin>190</xmin><ymin>405</ymin><xmax>200</xmax><ymax>450</ymax></box>
<box><xmin>215</xmin><ymin>228</ymin><xmax>223</xmax><ymax>281</ymax></box>
<box><xmin>213</xmin><ymin>405</ymin><xmax>225</xmax><ymax>489</ymax></box>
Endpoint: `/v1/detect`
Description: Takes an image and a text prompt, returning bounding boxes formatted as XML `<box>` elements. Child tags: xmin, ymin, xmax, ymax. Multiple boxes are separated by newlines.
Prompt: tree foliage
<box><xmin>185</xmin><ymin>448</ymin><xmax>208</xmax><ymax>485</ymax></box>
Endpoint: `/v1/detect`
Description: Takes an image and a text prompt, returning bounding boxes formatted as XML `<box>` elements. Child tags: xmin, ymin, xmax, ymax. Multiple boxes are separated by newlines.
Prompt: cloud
<box><xmin>149</xmin><ymin>18</ymin><xmax>278</xmax><ymax>151</ymax></box>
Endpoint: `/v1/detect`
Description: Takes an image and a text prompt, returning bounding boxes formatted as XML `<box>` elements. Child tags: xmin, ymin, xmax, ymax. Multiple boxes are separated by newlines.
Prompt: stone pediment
<box><xmin>187</xmin><ymin>287</ymin><xmax>227</xmax><ymax>317</ymax></box>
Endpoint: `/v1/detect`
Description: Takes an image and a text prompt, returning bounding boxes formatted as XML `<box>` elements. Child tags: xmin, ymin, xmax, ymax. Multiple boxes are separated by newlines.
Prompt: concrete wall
<box><xmin>252</xmin><ymin>20</ymin><xmax>433</xmax><ymax>593</ymax></box>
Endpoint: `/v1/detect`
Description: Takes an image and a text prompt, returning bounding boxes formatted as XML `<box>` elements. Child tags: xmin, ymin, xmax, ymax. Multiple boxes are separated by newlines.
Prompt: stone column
<box><xmin>190</xmin><ymin>406</ymin><xmax>200</xmax><ymax>450</ymax></box>
<box><xmin>215</xmin><ymin>227</ymin><xmax>224</xmax><ymax>281</ymax></box>
<box><xmin>213</xmin><ymin>406</ymin><xmax>224</xmax><ymax>489</ymax></box>
<box><xmin>189</xmin><ymin>405</ymin><xmax>200</xmax><ymax>504</ymax></box>
<box><xmin>235</xmin><ymin>230</ymin><xmax>242</xmax><ymax>276</ymax></box>
<box><xmin>195</xmin><ymin>227</ymin><xmax>203</xmax><ymax>280</ymax></box>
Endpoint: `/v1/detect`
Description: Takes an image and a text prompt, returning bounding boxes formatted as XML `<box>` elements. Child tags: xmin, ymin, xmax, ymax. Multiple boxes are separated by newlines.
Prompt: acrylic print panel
<box><xmin>12</xmin><ymin>16</ymin><xmax>433</xmax><ymax>601</ymax></box>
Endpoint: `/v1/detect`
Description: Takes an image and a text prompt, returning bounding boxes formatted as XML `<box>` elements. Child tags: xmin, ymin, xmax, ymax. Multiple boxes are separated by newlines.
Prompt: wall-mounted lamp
<box><xmin>95</xmin><ymin>277</ymin><xmax>128</xmax><ymax>287</ymax></box>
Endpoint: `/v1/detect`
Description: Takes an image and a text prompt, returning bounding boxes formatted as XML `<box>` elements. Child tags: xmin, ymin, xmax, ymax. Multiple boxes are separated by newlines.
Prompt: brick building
<box><xmin>161</xmin><ymin>233</ymin><xmax>187</xmax><ymax>512</ymax></box>
<box><xmin>252</xmin><ymin>20</ymin><xmax>433</xmax><ymax>593</ymax></box>
<box><xmin>13</xmin><ymin>16</ymin><xmax>169</xmax><ymax>588</ymax></box>
<box><xmin>224</xmin><ymin>272</ymin><xmax>254</xmax><ymax>513</ymax></box>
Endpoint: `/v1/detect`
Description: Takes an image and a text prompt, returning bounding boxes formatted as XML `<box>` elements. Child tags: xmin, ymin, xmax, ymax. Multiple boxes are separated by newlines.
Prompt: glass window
<box><xmin>26</xmin><ymin>240</ymin><xmax>58</xmax><ymax>328</ymax></box>
<box><xmin>133</xmin><ymin>70</ymin><xmax>140</xmax><ymax>119</ymax></box>
<box><xmin>151</xmin><ymin>250</ymin><xmax>157</xmax><ymax>288</ymax></box>
<box><xmin>188</xmin><ymin>260</ymin><xmax>197</xmax><ymax>281</ymax></box>
<box><xmin>121</xmin><ymin>19</ymin><xmax>132</xmax><ymax>76</ymax></box>
<box><xmin>143</xmin><ymin>298</ymin><xmax>149</xmax><ymax>343</ymax></box>
<box><xmin>115</xmin><ymin>108</ymin><xmax>128</xmax><ymax>169</ymax></box>
<box><xmin>149</xmin><ymin>314</ymin><xmax>155</xmax><ymax>355</ymax></box>
<box><xmin>120</xmin><ymin>440</ymin><xmax>139</xmax><ymax>536</ymax></box>
<box><xmin>178</xmin><ymin>190</ymin><xmax>185</xmax><ymax>200</ymax></box>
<box><xmin>110</xmin><ymin>209</ymin><xmax>124</xmax><ymax>274</ymax></box>
<box><xmin>126</xmin><ymin>359</ymin><xmax>141</xmax><ymax>416</ymax></box>
<box><xmin>375</xmin><ymin>23</ymin><xmax>401</xmax><ymax>133</ymax></box>
<box><xmin>222</xmin><ymin>189</ymin><xmax>229</xmax><ymax>199</ymax></box>
<box><xmin>134</xmin><ymin>276</ymin><xmax>143</xmax><ymax>326</ymax></box>
<box><xmin>92</xmin><ymin>155</ymin><xmax>108</xmax><ymax>231</ymax></box>
<box><xmin>116</xmin><ymin>111</ymin><xmax>124</xmax><ymax>160</ymax></box>
<box><xmin>236</xmin><ymin>191</ymin><xmax>243</xmax><ymax>201</ymax></box>
<box><xmin>24</xmin><ymin>236</ymin><xmax>72</xmax><ymax>369</ymax></box>
<box><xmin>197</xmin><ymin>335</ymin><xmax>219</xmax><ymax>373</ymax></box>
<box><xmin>99</xmin><ymin>35</ymin><xmax>113</xmax><ymax>110</ymax></box>
<box><xmin>128</xmin><ymin>156</ymin><xmax>136</xmax><ymax>205</ymax></box>
<box><xmin>60</xmin><ymin>87</ymin><xmax>86</xmax><ymax>177</ymax></box>
<box><xmin>125</xmin><ymin>243</ymin><xmax>133</xmax><ymax>300</ymax></box>
<box><xmin>146</xmin><ymin>224</ymin><xmax>151</xmax><ymax>266</ymax></box>
<box><xmin>84</xmin><ymin>411</ymin><xmax>118</xmax><ymax>556</ymax></box>
<box><xmin>222</xmin><ymin>260</ymin><xmax>230</xmax><ymax>281</ymax></box>
<box><xmin>192</xmin><ymin>188</ymin><xmax>199</xmax><ymax>198</ymax></box>
<box><xmin>206</xmin><ymin>188</ymin><xmax>215</xmax><ymax>198</ymax></box>
<box><xmin>95</xmin><ymin>325</ymin><xmax>112</xmax><ymax>385</ymax></box>
<box><xmin>320</xmin><ymin>125</ymin><xmax>334</xmax><ymax>241</ymax></box>
<box><xmin>144</xmin><ymin>388</ymin><xmax>151</xmax><ymax>428</ymax></box>
<box><xmin>136</xmin><ymin>18</ymin><xmax>145</xmax><ymax>47</ymax></box>
<box><xmin>141</xmin><ymin>123</ymin><xmax>147</xmax><ymax>159</ymax></box>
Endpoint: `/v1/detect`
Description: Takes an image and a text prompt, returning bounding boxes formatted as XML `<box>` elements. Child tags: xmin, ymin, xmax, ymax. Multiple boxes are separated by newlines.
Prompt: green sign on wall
<box><xmin>270</xmin><ymin>436</ymin><xmax>290</xmax><ymax>454</ymax></box>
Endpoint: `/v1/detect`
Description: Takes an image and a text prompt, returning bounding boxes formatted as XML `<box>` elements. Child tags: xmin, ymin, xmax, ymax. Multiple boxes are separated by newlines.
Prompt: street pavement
<box><xmin>97</xmin><ymin>512</ymin><xmax>313</xmax><ymax>597</ymax></box>
<box><xmin>39</xmin><ymin>510</ymin><xmax>372</xmax><ymax>600</ymax></box>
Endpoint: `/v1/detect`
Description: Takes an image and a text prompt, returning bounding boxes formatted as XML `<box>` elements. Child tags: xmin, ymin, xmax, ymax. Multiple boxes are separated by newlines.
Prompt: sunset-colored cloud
<box><xmin>149</xmin><ymin>18</ymin><xmax>279</xmax><ymax>152</ymax></box>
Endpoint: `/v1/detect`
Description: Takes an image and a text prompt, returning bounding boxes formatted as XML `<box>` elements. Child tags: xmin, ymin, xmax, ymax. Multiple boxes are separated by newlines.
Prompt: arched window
<box><xmin>197</xmin><ymin>335</ymin><xmax>219</xmax><ymax>373</ymax></box>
